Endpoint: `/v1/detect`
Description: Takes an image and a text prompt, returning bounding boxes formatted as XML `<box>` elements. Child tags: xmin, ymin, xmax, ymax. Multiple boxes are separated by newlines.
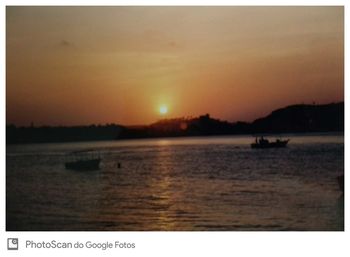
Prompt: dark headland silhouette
<box><xmin>6</xmin><ymin>102</ymin><xmax>344</xmax><ymax>144</ymax></box>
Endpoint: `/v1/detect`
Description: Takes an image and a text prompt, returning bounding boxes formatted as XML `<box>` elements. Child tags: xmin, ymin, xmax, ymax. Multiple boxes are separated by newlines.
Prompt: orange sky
<box><xmin>6</xmin><ymin>6</ymin><xmax>344</xmax><ymax>126</ymax></box>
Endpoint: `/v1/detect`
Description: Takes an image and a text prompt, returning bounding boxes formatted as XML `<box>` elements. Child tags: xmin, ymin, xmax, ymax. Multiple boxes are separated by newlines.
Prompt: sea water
<box><xmin>6</xmin><ymin>134</ymin><xmax>344</xmax><ymax>231</ymax></box>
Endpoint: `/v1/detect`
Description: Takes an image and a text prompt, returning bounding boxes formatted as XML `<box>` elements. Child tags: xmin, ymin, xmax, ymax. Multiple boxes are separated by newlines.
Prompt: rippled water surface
<box><xmin>6</xmin><ymin>134</ymin><xmax>344</xmax><ymax>231</ymax></box>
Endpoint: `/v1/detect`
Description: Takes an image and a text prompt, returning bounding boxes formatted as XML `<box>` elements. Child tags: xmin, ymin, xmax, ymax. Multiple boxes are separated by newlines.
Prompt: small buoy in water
<box><xmin>118</xmin><ymin>163</ymin><xmax>121</xmax><ymax>168</ymax></box>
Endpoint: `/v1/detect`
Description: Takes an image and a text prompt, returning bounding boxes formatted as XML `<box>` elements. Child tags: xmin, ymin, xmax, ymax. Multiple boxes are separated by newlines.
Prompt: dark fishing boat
<box><xmin>251</xmin><ymin>137</ymin><xmax>289</xmax><ymax>149</ymax></box>
<box><xmin>65</xmin><ymin>149</ymin><xmax>101</xmax><ymax>171</ymax></box>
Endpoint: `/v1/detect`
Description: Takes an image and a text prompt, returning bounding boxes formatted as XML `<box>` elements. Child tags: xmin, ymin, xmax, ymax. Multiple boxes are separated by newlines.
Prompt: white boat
<box><xmin>65</xmin><ymin>149</ymin><xmax>101</xmax><ymax>170</ymax></box>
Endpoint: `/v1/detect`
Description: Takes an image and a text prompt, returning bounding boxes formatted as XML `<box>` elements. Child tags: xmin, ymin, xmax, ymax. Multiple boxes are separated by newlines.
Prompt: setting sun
<box><xmin>159</xmin><ymin>105</ymin><xmax>168</xmax><ymax>115</ymax></box>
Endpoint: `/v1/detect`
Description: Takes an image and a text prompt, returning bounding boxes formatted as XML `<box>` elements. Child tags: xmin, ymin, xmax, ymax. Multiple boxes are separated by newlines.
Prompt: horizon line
<box><xmin>6</xmin><ymin>101</ymin><xmax>344</xmax><ymax>128</ymax></box>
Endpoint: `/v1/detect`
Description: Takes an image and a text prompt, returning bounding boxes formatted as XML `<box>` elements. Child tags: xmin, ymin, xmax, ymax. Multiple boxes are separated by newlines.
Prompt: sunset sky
<box><xmin>6</xmin><ymin>6</ymin><xmax>343</xmax><ymax>126</ymax></box>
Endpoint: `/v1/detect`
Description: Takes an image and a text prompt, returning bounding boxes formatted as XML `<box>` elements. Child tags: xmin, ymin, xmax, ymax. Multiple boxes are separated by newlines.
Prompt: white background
<box><xmin>1</xmin><ymin>1</ymin><xmax>348</xmax><ymax>256</ymax></box>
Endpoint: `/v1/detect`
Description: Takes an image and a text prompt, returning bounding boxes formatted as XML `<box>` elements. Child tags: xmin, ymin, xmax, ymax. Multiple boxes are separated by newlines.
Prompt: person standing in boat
<box><xmin>259</xmin><ymin>136</ymin><xmax>264</xmax><ymax>144</ymax></box>
<box><xmin>259</xmin><ymin>136</ymin><xmax>269</xmax><ymax>144</ymax></box>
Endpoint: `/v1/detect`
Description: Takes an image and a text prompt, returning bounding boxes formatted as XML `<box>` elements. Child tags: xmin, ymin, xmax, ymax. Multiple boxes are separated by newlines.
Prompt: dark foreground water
<box><xmin>6</xmin><ymin>134</ymin><xmax>344</xmax><ymax>231</ymax></box>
